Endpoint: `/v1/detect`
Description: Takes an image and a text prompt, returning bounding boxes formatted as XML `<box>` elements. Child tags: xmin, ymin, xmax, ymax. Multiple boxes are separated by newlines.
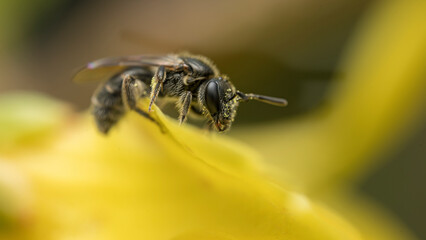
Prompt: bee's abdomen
<box><xmin>91</xmin><ymin>77</ymin><xmax>125</xmax><ymax>134</ymax></box>
<box><xmin>91</xmin><ymin>67</ymin><xmax>154</xmax><ymax>134</ymax></box>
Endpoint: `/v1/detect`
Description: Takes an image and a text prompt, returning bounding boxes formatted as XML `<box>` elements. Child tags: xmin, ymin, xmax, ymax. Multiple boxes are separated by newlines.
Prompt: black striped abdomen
<box><xmin>91</xmin><ymin>67</ymin><xmax>153</xmax><ymax>134</ymax></box>
<box><xmin>91</xmin><ymin>76</ymin><xmax>125</xmax><ymax>134</ymax></box>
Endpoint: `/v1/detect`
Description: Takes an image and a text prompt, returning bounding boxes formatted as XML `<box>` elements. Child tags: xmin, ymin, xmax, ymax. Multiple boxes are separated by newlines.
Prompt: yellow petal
<box><xmin>317</xmin><ymin>190</ymin><xmax>418</xmax><ymax>240</ymax></box>
<box><xmin>0</xmin><ymin>92</ymin><xmax>71</xmax><ymax>155</ymax></box>
<box><xmin>1</xmin><ymin>96</ymin><xmax>362</xmax><ymax>239</ymax></box>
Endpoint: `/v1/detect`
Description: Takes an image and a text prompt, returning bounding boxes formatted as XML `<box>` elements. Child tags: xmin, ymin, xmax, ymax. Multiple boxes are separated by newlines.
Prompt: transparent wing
<box><xmin>72</xmin><ymin>65</ymin><xmax>127</xmax><ymax>83</ymax></box>
<box><xmin>72</xmin><ymin>55</ymin><xmax>184</xmax><ymax>83</ymax></box>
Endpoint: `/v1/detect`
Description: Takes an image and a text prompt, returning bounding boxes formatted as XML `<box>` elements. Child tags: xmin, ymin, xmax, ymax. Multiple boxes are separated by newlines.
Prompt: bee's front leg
<box><xmin>149</xmin><ymin>65</ymin><xmax>166</xmax><ymax>112</ymax></box>
<box><xmin>178</xmin><ymin>91</ymin><xmax>192</xmax><ymax>125</ymax></box>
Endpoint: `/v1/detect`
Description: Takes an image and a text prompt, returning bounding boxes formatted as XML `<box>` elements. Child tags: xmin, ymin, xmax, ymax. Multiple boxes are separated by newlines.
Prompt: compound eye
<box><xmin>205</xmin><ymin>80</ymin><xmax>221</xmax><ymax>116</ymax></box>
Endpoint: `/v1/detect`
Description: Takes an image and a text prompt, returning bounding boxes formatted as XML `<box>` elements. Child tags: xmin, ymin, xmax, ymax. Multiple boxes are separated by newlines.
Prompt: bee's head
<box><xmin>199</xmin><ymin>76</ymin><xmax>288</xmax><ymax>132</ymax></box>
<box><xmin>199</xmin><ymin>77</ymin><xmax>239</xmax><ymax>132</ymax></box>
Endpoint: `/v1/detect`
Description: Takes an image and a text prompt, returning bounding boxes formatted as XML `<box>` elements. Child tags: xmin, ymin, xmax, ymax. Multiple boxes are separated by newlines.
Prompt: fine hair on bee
<box><xmin>73</xmin><ymin>53</ymin><xmax>288</xmax><ymax>133</ymax></box>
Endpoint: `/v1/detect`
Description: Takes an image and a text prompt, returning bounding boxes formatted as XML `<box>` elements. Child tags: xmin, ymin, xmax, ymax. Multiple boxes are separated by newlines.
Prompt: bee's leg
<box><xmin>122</xmin><ymin>74</ymin><xmax>155</xmax><ymax>122</ymax></box>
<box><xmin>149</xmin><ymin>65</ymin><xmax>166</xmax><ymax>112</ymax></box>
<box><xmin>178</xmin><ymin>91</ymin><xmax>192</xmax><ymax>125</ymax></box>
<box><xmin>190</xmin><ymin>105</ymin><xmax>204</xmax><ymax>117</ymax></box>
<box><xmin>203</xmin><ymin>121</ymin><xmax>215</xmax><ymax>132</ymax></box>
<box><xmin>121</xmin><ymin>74</ymin><xmax>167</xmax><ymax>133</ymax></box>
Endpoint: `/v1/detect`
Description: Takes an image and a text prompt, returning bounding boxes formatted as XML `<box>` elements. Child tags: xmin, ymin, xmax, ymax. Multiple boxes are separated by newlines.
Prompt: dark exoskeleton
<box><xmin>74</xmin><ymin>53</ymin><xmax>288</xmax><ymax>134</ymax></box>
<box><xmin>90</xmin><ymin>67</ymin><xmax>153</xmax><ymax>133</ymax></box>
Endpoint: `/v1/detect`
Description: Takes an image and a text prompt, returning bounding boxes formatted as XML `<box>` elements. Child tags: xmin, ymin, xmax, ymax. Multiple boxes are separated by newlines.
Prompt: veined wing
<box><xmin>73</xmin><ymin>54</ymin><xmax>185</xmax><ymax>83</ymax></box>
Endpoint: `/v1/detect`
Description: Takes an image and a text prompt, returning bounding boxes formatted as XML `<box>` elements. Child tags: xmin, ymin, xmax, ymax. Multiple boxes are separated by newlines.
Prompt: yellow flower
<box><xmin>1</xmin><ymin>1</ymin><xmax>424</xmax><ymax>239</ymax></box>
<box><xmin>0</xmin><ymin>94</ymin><xmax>361</xmax><ymax>240</ymax></box>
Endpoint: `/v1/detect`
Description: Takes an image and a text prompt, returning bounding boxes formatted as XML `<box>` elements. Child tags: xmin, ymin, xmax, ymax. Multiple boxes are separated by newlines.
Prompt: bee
<box><xmin>73</xmin><ymin>53</ymin><xmax>287</xmax><ymax>133</ymax></box>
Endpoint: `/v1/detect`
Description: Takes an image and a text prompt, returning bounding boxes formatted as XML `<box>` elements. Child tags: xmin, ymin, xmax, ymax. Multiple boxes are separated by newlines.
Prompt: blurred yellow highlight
<box><xmin>0</xmin><ymin>96</ymin><xmax>361</xmax><ymax>240</ymax></box>
<box><xmin>1</xmin><ymin>0</ymin><xmax>425</xmax><ymax>239</ymax></box>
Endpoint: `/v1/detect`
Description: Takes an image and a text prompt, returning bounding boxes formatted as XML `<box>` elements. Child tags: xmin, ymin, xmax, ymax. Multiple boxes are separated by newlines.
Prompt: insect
<box><xmin>73</xmin><ymin>53</ymin><xmax>287</xmax><ymax>133</ymax></box>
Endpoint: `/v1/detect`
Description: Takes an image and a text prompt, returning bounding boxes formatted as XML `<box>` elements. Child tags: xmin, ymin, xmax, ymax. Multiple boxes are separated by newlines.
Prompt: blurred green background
<box><xmin>0</xmin><ymin>0</ymin><xmax>424</xmax><ymax>238</ymax></box>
